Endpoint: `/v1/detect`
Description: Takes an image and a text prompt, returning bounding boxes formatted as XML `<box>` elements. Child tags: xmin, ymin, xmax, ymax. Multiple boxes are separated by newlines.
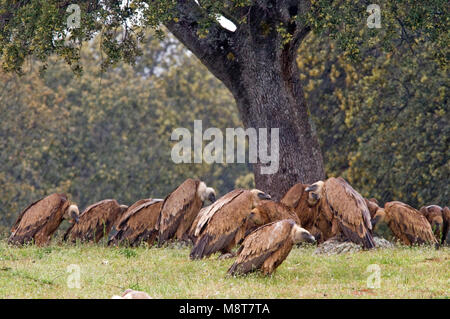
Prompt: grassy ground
<box><xmin>0</xmin><ymin>240</ymin><xmax>448</xmax><ymax>299</ymax></box>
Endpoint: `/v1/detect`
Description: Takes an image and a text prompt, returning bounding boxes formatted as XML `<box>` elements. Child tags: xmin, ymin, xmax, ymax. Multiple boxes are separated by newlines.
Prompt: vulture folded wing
<box><xmin>386</xmin><ymin>201</ymin><xmax>437</xmax><ymax>245</ymax></box>
<box><xmin>190</xmin><ymin>190</ymin><xmax>253</xmax><ymax>259</ymax></box>
<box><xmin>64</xmin><ymin>199</ymin><xmax>121</xmax><ymax>242</ymax></box>
<box><xmin>158</xmin><ymin>179</ymin><xmax>199</xmax><ymax>241</ymax></box>
<box><xmin>111</xmin><ymin>200</ymin><xmax>163</xmax><ymax>246</ymax></box>
<box><xmin>228</xmin><ymin>220</ymin><xmax>294</xmax><ymax>275</ymax></box>
<box><xmin>280</xmin><ymin>183</ymin><xmax>308</xmax><ymax>208</ymax></box>
<box><xmin>442</xmin><ymin>207</ymin><xmax>450</xmax><ymax>244</ymax></box>
<box><xmin>193</xmin><ymin>189</ymin><xmax>244</xmax><ymax>237</ymax></box>
<box><xmin>9</xmin><ymin>194</ymin><xmax>68</xmax><ymax>244</ymax></box>
<box><xmin>324</xmin><ymin>177</ymin><xmax>375</xmax><ymax>248</ymax></box>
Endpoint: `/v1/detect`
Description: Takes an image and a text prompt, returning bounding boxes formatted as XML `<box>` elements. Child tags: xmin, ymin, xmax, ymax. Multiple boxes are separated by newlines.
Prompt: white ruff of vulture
<box><xmin>280</xmin><ymin>182</ymin><xmax>323</xmax><ymax>241</ymax></box>
<box><xmin>157</xmin><ymin>179</ymin><xmax>216</xmax><ymax>245</ymax></box>
<box><xmin>373</xmin><ymin>201</ymin><xmax>438</xmax><ymax>246</ymax></box>
<box><xmin>305</xmin><ymin>177</ymin><xmax>375</xmax><ymax>249</ymax></box>
<box><xmin>419</xmin><ymin>205</ymin><xmax>450</xmax><ymax>245</ymax></box>
<box><xmin>189</xmin><ymin>188</ymin><xmax>272</xmax><ymax>260</ymax></box>
<box><xmin>8</xmin><ymin>193</ymin><xmax>79</xmax><ymax>246</ymax></box>
<box><xmin>107</xmin><ymin>198</ymin><xmax>163</xmax><ymax>247</ymax></box>
<box><xmin>227</xmin><ymin>219</ymin><xmax>315</xmax><ymax>276</ymax></box>
<box><xmin>64</xmin><ymin>199</ymin><xmax>127</xmax><ymax>243</ymax></box>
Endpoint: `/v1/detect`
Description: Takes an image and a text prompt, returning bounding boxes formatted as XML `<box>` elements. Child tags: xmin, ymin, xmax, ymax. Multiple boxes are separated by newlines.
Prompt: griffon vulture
<box><xmin>227</xmin><ymin>219</ymin><xmax>315</xmax><ymax>276</ymax></box>
<box><xmin>305</xmin><ymin>177</ymin><xmax>375</xmax><ymax>249</ymax></box>
<box><xmin>157</xmin><ymin>179</ymin><xmax>215</xmax><ymax>245</ymax></box>
<box><xmin>8</xmin><ymin>193</ymin><xmax>79</xmax><ymax>246</ymax></box>
<box><xmin>64</xmin><ymin>199</ymin><xmax>128</xmax><ymax>243</ymax></box>
<box><xmin>189</xmin><ymin>188</ymin><xmax>271</xmax><ymax>260</ymax></box>
<box><xmin>248</xmin><ymin>200</ymin><xmax>301</xmax><ymax>225</ymax></box>
<box><xmin>108</xmin><ymin>199</ymin><xmax>163</xmax><ymax>247</ymax></box>
<box><xmin>373</xmin><ymin>201</ymin><xmax>438</xmax><ymax>246</ymax></box>
<box><xmin>419</xmin><ymin>205</ymin><xmax>450</xmax><ymax>245</ymax></box>
<box><xmin>281</xmin><ymin>182</ymin><xmax>322</xmax><ymax>241</ymax></box>
<box><xmin>364</xmin><ymin>198</ymin><xmax>380</xmax><ymax>219</ymax></box>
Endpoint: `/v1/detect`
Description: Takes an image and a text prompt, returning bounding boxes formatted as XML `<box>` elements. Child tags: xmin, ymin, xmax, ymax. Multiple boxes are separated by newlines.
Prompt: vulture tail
<box><xmin>363</xmin><ymin>232</ymin><xmax>376</xmax><ymax>249</ymax></box>
<box><xmin>189</xmin><ymin>234</ymin><xmax>212</xmax><ymax>260</ymax></box>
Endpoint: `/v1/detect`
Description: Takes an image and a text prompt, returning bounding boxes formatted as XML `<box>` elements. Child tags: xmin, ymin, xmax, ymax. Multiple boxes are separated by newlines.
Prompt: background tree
<box><xmin>1</xmin><ymin>1</ymin><xmax>446</xmax><ymax>198</ymax></box>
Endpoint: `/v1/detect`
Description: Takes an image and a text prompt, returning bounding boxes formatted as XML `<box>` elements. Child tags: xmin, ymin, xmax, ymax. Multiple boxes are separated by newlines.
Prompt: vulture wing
<box><xmin>281</xmin><ymin>183</ymin><xmax>318</xmax><ymax>230</ymax></box>
<box><xmin>9</xmin><ymin>193</ymin><xmax>69</xmax><ymax>245</ymax></box>
<box><xmin>190</xmin><ymin>190</ymin><xmax>254</xmax><ymax>259</ymax></box>
<box><xmin>192</xmin><ymin>189</ymin><xmax>244</xmax><ymax>238</ymax></box>
<box><xmin>109</xmin><ymin>199</ymin><xmax>163</xmax><ymax>246</ymax></box>
<box><xmin>158</xmin><ymin>179</ymin><xmax>201</xmax><ymax>243</ymax></box>
<box><xmin>281</xmin><ymin>183</ymin><xmax>308</xmax><ymax>208</ymax></box>
<box><xmin>324</xmin><ymin>177</ymin><xmax>375</xmax><ymax>249</ymax></box>
<box><xmin>64</xmin><ymin>199</ymin><xmax>123</xmax><ymax>242</ymax></box>
<box><xmin>227</xmin><ymin>219</ymin><xmax>294</xmax><ymax>275</ymax></box>
<box><xmin>385</xmin><ymin>201</ymin><xmax>438</xmax><ymax>245</ymax></box>
<box><xmin>442</xmin><ymin>207</ymin><xmax>450</xmax><ymax>244</ymax></box>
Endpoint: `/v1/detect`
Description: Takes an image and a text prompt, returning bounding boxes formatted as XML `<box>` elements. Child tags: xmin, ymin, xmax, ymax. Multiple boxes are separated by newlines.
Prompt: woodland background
<box><xmin>0</xmin><ymin>28</ymin><xmax>448</xmax><ymax>232</ymax></box>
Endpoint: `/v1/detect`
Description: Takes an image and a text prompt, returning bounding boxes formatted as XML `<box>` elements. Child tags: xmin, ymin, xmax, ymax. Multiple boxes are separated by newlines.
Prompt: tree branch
<box><xmin>164</xmin><ymin>0</ymin><xmax>239</xmax><ymax>88</ymax></box>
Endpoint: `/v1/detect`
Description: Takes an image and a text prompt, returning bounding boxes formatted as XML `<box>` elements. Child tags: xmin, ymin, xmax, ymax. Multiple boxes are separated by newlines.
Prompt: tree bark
<box><xmin>165</xmin><ymin>0</ymin><xmax>325</xmax><ymax>199</ymax></box>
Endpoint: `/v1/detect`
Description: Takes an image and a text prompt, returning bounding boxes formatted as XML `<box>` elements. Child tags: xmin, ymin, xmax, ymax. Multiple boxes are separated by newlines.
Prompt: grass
<box><xmin>0</xmin><ymin>240</ymin><xmax>448</xmax><ymax>299</ymax></box>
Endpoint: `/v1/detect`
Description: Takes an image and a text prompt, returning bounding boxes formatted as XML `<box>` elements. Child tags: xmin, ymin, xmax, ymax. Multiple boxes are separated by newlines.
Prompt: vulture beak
<box><xmin>305</xmin><ymin>185</ymin><xmax>317</xmax><ymax>192</ymax></box>
<box><xmin>303</xmin><ymin>233</ymin><xmax>316</xmax><ymax>244</ymax></box>
<box><xmin>208</xmin><ymin>192</ymin><xmax>216</xmax><ymax>203</ymax></box>
<box><xmin>257</xmin><ymin>192</ymin><xmax>271</xmax><ymax>200</ymax></box>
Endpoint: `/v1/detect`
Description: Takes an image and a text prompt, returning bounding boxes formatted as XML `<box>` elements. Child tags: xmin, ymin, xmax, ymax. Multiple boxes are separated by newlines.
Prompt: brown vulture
<box><xmin>280</xmin><ymin>182</ymin><xmax>322</xmax><ymax>241</ymax></box>
<box><xmin>157</xmin><ymin>179</ymin><xmax>216</xmax><ymax>245</ymax></box>
<box><xmin>247</xmin><ymin>200</ymin><xmax>301</xmax><ymax>226</ymax></box>
<box><xmin>8</xmin><ymin>193</ymin><xmax>79</xmax><ymax>246</ymax></box>
<box><xmin>189</xmin><ymin>188</ymin><xmax>271</xmax><ymax>260</ymax></box>
<box><xmin>63</xmin><ymin>199</ymin><xmax>128</xmax><ymax>243</ymax></box>
<box><xmin>420</xmin><ymin>205</ymin><xmax>450</xmax><ymax>245</ymax></box>
<box><xmin>373</xmin><ymin>201</ymin><xmax>438</xmax><ymax>246</ymax></box>
<box><xmin>305</xmin><ymin>177</ymin><xmax>375</xmax><ymax>249</ymax></box>
<box><xmin>108</xmin><ymin>199</ymin><xmax>163</xmax><ymax>247</ymax></box>
<box><xmin>364</xmin><ymin>198</ymin><xmax>380</xmax><ymax>219</ymax></box>
<box><xmin>227</xmin><ymin>219</ymin><xmax>315</xmax><ymax>276</ymax></box>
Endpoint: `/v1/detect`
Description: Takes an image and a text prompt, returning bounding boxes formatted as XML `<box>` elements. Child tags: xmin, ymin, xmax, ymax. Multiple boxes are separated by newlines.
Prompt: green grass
<box><xmin>0</xmin><ymin>240</ymin><xmax>448</xmax><ymax>299</ymax></box>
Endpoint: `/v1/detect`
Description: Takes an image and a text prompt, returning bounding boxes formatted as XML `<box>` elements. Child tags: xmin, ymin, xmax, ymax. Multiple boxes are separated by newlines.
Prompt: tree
<box><xmin>0</xmin><ymin>0</ymin><xmax>447</xmax><ymax>199</ymax></box>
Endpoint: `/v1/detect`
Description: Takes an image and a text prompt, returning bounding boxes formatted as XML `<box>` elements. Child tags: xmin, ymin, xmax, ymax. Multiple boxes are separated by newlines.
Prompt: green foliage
<box><xmin>0</xmin><ymin>33</ymin><xmax>250</xmax><ymax>231</ymax></box>
<box><xmin>298</xmin><ymin>24</ymin><xmax>448</xmax><ymax>207</ymax></box>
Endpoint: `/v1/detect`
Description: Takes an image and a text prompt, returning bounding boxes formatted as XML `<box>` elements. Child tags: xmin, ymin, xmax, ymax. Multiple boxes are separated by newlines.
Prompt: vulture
<box><xmin>157</xmin><ymin>179</ymin><xmax>216</xmax><ymax>245</ymax></box>
<box><xmin>420</xmin><ymin>205</ymin><xmax>450</xmax><ymax>245</ymax></box>
<box><xmin>189</xmin><ymin>188</ymin><xmax>272</xmax><ymax>260</ymax></box>
<box><xmin>373</xmin><ymin>201</ymin><xmax>438</xmax><ymax>246</ymax></box>
<box><xmin>64</xmin><ymin>199</ymin><xmax>128</xmax><ymax>243</ymax></box>
<box><xmin>305</xmin><ymin>177</ymin><xmax>375</xmax><ymax>249</ymax></box>
<box><xmin>8</xmin><ymin>193</ymin><xmax>79</xmax><ymax>246</ymax></box>
<box><xmin>108</xmin><ymin>198</ymin><xmax>164</xmax><ymax>247</ymax></box>
<box><xmin>227</xmin><ymin>219</ymin><xmax>315</xmax><ymax>276</ymax></box>
<box><xmin>364</xmin><ymin>198</ymin><xmax>380</xmax><ymax>219</ymax></box>
<box><xmin>280</xmin><ymin>182</ymin><xmax>322</xmax><ymax>241</ymax></box>
<box><xmin>248</xmin><ymin>200</ymin><xmax>301</xmax><ymax>226</ymax></box>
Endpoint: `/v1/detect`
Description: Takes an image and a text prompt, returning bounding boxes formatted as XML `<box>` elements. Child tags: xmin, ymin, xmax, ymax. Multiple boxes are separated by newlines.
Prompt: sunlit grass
<box><xmin>0</xmin><ymin>240</ymin><xmax>448</xmax><ymax>299</ymax></box>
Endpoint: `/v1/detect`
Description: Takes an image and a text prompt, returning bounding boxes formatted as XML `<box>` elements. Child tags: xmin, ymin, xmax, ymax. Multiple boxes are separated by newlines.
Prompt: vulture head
<box><xmin>291</xmin><ymin>223</ymin><xmax>316</xmax><ymax>244</ymax></box>
<box><xmin>64</xmin><ymin>204</ymin><xmax>80</xmax><ymax>223</ymax></box>
<box><xmin>305</xmin><ymin>181</ymin><xmax>325</xmax><ymax>206</ymax></box>
<box><xmin>420</xmin><ymin>205</ymin><xmax>443</xmax><ymax>234</ymax></box>
<box><xmin>250</xmin><ymin>189</ymin><xmax>271</xmax><ymax>206</ymax></box>
<box><xmin>198</xmin><ymin>182</ymin><xmax>216</xmax><ymax>203</ymax></box>
<box><xmin>371</xmin><ymin>208</ymin><xmax>388</xmax><ymax>227</ymax></box>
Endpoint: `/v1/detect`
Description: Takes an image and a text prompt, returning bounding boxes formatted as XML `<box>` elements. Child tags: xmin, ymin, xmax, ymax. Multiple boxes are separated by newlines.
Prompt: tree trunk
<box><xmin>228</xmin><ymin>41</ymin><xmax>325</xmax><ymax>200</ymax></box>
<box><xmin>164</xmin><ymin>1</ymin><xmax>325</xmax><ymax>199</ymax></box>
